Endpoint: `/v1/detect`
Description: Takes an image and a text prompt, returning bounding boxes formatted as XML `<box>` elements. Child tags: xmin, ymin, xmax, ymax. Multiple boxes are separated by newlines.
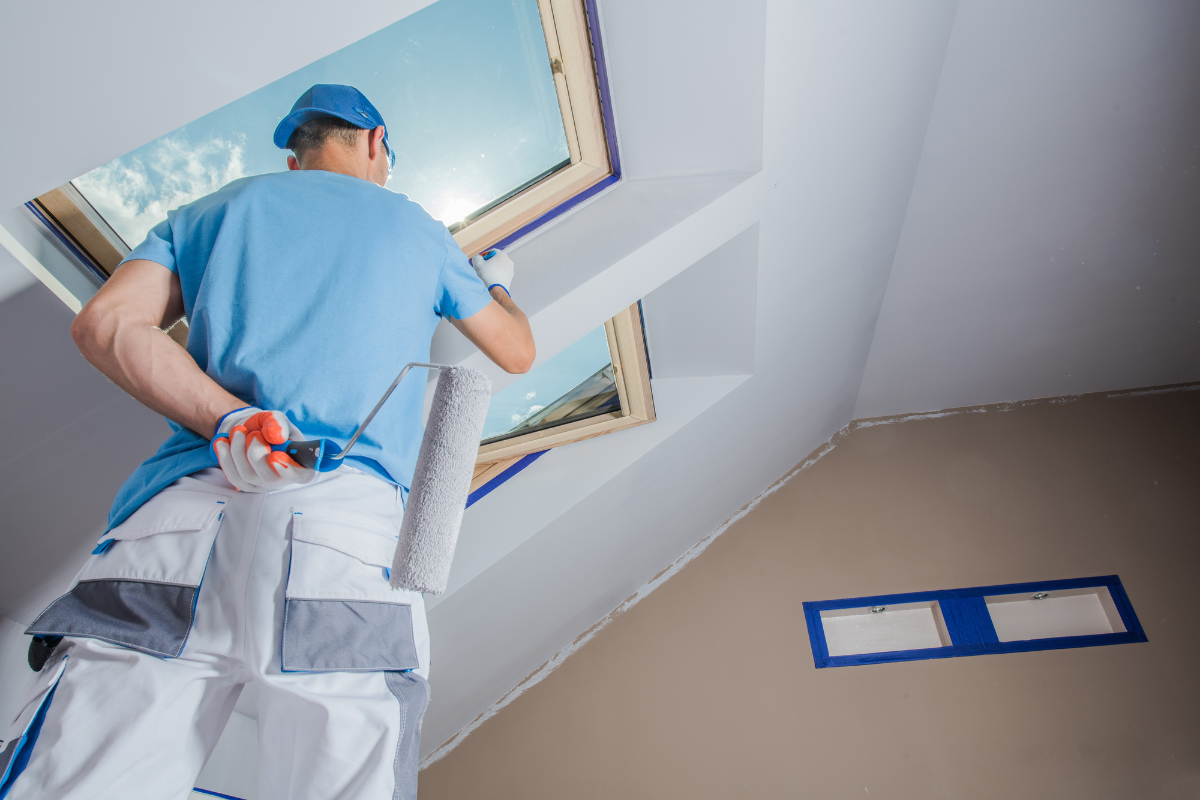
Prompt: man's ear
<box><xmin>287</xmin><ymin>154</ymin><xmax>301</xmax><ymax>171</ymax></box>
<box><xmin>368</xmin><ymin>126</ymin><xmax>386</xmax><ymax>161</ymax></box>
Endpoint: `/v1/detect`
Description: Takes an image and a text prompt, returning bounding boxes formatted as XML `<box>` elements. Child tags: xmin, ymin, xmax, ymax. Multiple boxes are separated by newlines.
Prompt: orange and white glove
<box><xmin>211</xmin><ymin>407</ymin><xmax>317</xmax><ymax>492</ymax></box>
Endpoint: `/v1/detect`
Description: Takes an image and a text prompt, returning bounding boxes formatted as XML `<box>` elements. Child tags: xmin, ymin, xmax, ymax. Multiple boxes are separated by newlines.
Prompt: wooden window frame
<box><xmin>30</xmin><ymin>0</ymin><xmax>613</xmax><ymax>274</ymax></box>
<box><xmin>452</xmin><ymin>0</ymin><xmax>612</xmax><ymax>256</ymax></box>
<box><xmin>31</xmin><ymin>182</ymin><xmax>129</xmax><ymax>277</ymax></box>
<box><xmin>470</xmin><ymin>302</ymin><xmax>655</xmax><ymax>492</ymax></box>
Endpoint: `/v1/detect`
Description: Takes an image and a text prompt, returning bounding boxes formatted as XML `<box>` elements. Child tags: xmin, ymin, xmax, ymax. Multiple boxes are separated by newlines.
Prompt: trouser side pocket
<box><xmin>26</xmin><ymin>491</ymin><xmax>226</xmax><ymax>658</ymax></box>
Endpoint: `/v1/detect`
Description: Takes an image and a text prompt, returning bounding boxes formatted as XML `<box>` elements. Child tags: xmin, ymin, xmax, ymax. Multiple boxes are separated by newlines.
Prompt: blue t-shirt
<box><xmin>107</xmin><ymin>170</ymin><xmax>492</xmax><ymax>529</ymax></box>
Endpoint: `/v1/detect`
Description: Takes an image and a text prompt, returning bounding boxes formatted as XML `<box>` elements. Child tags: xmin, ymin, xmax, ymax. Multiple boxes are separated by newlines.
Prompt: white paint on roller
<box><xmin>985</xmin><ymin>587</ymin><xmax>1126</xmax><ymax>643</ymax></box>
<box><xmin>821</xmin><ymin>601</ymin><xmax>951</xmax><ymax>657</ymax></box>
<box><xmin>391</xmin><ymin>366</ymin><xmax>492</xmax><ymax>594</ymax></box>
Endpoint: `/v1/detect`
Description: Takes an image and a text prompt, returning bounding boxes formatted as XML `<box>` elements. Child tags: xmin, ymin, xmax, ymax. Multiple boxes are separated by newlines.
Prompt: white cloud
<box><xmin>510</xmin><ymin>404</ymin><xmax>544</xmax><ymax>425</ymax></box>
<box><xmin>75</xmin><ymin>135</ymin><xmax>248</xmax><ymax>247</ymax></box>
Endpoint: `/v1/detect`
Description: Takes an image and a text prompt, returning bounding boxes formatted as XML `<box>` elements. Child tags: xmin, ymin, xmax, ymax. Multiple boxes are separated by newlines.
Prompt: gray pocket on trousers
<box><xmin>281</xmin><ymin>599</ymin><xmax>420</xmax><ymax>672</ymax></box>
<box><xmin>26</xmin><ymin>580</ymin><xmax>199</xmax><ymax>658</ymax></box>
<box><xmin>25</xmin><ymin>491</ymin><xmax>226</xmax><ymax>658</ymax></box>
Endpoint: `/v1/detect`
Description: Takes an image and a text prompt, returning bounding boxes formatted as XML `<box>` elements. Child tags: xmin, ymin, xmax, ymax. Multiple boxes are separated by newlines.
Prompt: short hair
<box><xmin>286</xmin><ymin>116</ymin><xmax>363</xmax><ymax>163</ymax></box>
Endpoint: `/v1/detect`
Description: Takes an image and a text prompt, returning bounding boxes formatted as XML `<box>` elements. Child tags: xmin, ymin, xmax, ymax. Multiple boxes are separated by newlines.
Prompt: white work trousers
<box><xmin>2</xmin><ymin>467</ymin><xmax>430</xmax><ymax>800</ymax></box>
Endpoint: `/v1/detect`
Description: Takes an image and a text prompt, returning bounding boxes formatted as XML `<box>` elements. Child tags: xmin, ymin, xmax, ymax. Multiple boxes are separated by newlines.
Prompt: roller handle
<box><xmin>271</xmin><ymin>439</ymin><xmax>344</xmax><ymax>472</ymax></box>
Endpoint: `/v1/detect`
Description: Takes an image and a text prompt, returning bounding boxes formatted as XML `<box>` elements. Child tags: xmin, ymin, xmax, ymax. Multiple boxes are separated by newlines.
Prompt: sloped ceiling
<box><xmin>2</xmin><ymin>0</ymin><xmax>1197</xmax><ymax>768</ymax></box>
<box><xmin>0</xmin><ymin>0</ymin><xmax>438</xmax><ymax>212</ymax></box>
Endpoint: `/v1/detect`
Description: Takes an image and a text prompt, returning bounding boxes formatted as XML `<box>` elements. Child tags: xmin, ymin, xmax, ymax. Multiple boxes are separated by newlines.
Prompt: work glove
<box><xmin>211</xmin><ymin>407</ymin><xmax>317</xmax><ymax>492</ymax></box>
<box><xmin>470</xmin><ymin>248</ymin><xmax>515</xmax><ymax>296</ymax></box>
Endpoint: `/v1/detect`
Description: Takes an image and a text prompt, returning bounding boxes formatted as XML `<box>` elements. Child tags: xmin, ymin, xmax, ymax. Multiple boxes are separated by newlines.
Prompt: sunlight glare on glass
<box><xmin>73</xmin><ymin>0</ymin><xmax>570</xmax><ymax>247</ymax></box>
<box><xmin>481</xmin><ymin>325</ymin><xmax>613</xmax><ymax>442</ymax></box>
<box><xmin>432</xmin><ymin>194</ymin><xmax>489</xmax><ymax>226</ymax></box>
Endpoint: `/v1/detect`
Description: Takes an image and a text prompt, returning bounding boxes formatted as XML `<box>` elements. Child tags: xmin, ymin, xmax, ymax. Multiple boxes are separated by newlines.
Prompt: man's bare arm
<box><xmin>450</xmin><ymin>287</ymin><xmax>535</xmax><ymax>374</ymax></box>
<box><xmin>71</xmin><ymin>259</ymin><xmax>246</xmax><ymax>439</ymax></box>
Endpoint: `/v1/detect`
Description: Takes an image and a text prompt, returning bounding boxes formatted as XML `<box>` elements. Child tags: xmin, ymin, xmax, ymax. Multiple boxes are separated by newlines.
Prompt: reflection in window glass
<box><xmin>73</xmin><ymin>0</ymin><xmax>569</xmax><ymax>247</ymax></box>
<box><xmin>482</xmin><ymin>325</ymin><xmax>619</xmax><ymax>444</ymax></box>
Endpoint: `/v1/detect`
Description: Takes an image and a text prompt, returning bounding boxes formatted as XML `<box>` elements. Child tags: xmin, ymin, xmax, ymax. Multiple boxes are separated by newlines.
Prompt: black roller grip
<box><xmin>280</xmin><ymin>439</ymin><xmax>324</xmax><ymax>470</ymax></box>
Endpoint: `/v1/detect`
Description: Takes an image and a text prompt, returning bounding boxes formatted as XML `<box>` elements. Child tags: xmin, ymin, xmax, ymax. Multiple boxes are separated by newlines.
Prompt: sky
<box><xmin>74</xmin><ymin>0</ymin><xmax>569</xmax><ymax>247</ymax></box>
<box><xmin>481</xmin><ymin>325</ymin><xmax>613</xmax><ymax>440</ymax></box>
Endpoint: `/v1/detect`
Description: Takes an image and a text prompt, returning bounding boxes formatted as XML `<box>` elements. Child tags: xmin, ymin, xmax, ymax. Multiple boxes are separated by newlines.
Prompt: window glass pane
<box><xmin>482</xmin><ymin>325</ymin><xmax>619</xmax><ymax>444</ymax></box>
<box><xmin>73</xmin><ymin>0</ymin><xmax>570</xmax><ymax>248</ymax></box>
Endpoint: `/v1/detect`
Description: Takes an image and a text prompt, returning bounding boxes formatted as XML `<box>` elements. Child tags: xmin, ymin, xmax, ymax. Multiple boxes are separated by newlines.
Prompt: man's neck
<box><xmin>299</xmin><ymin>147</ymin><xmax>370</xmax><ymax>182</ymax></box>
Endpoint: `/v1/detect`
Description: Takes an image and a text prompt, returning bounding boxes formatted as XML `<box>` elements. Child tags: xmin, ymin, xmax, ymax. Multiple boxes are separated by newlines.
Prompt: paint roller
<box><xmin>275</xmin><ymin>361</ymin><xmax>492</xmax><ymax>594</ymax></box>
<box><xmin>389</xmin><ymin>364</ymin><xmax>490</xmax><ymax>593</ymax></box>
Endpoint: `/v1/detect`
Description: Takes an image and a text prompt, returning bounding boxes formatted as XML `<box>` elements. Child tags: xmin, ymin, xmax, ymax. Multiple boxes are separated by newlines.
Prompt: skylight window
<box><xmin>482</xmin><ymin>324</ymin><xmax>616</xmax><ymax>444</ymax></box>
<box><xmin>74</xmin><ymin>0</ymin><xmax>569</xmax><ymax>246</ymax></box>
<box><xmin>471</xmin><ymin>302</ymin><xmax>655</xmax><ymax>491</ymax></box>
<box><xmin>30</xmin><ymin>0</ymin><xmax>616</xmax><ymax>275</ymax></box>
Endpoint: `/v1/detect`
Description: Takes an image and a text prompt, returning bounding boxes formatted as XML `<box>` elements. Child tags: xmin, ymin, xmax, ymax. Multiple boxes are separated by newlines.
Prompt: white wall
<box><xmin>854</xmin><ymin>0</ymin><xmax>1200</xmax><ymax>418</ymax></box>
<box><xmin>0</xmin><ymin>247</ymin><xmax>36</xmax><ymax>305</ymax></box>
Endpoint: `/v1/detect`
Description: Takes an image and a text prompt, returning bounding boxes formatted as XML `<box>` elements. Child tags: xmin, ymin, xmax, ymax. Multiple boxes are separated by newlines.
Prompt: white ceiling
<box><xmin>2</xmin><ymin>0</ymin><xmax>1197</xmax><ymax>769</ymax></box>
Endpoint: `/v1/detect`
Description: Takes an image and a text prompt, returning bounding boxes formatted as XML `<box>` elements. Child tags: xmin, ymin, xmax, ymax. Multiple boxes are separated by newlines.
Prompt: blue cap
<box><xmin>273</xmin><ymin>84</ymin><xmax>394</xmax><ymax>170</ymax></box>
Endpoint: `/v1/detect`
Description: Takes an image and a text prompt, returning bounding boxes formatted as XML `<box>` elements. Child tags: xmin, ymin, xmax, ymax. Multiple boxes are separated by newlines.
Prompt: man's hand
<box><xmin>211</xmin><ymin>408</ymin><xmax>316</xmax><ymax>492</ymax></box>
<box><xmin>470</xmin><ymin>249</ymin><xmax>515</xmax><ymax>295</ymax></box>
<box><xmin>453</xmin><ymin>248</ymin><xmax>535</xmax><ymax>373</ymax></box>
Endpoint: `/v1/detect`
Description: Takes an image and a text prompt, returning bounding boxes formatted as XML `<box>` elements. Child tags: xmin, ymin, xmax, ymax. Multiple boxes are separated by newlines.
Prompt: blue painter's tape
<box><xmin>466</xmin><ymin>450</ymin><xmax>549</xmax><ymax>509</ymax></box>
<box><xmin>804</xmin><ymin>575</ymin><xmax>1147</xmax><ymax>669</ymax></box>
<box><xmin>802</xmin><ymin>603</ymin><xmax>829</xmax><ymax>667</ymax></box>
<box><xmin>491</xmin><ymin>0</ymin><xmax>622</xmax><ymax>251</ymax></box>
<box><xmin>492</xmin><ymin>175</ymin><xmax>620</xmax><ymax>251</ymax></box>
<box><xmin>192</xmin><ymin>789</ymin><xmax>247</xmax><ymax>800</ymax></box>
<box><xmin>583</xmin><ymin>0</ymin><xmax>621</xmax><ymax>177</ymax></box>
<box><xmin>940</xmin><ymin>596</ymin><xmax>999</xmax><ymax>646</ymax></box>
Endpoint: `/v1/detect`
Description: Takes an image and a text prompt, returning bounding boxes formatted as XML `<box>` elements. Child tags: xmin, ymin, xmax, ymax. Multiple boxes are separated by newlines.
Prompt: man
<box><xmin>0</xmin><ymin>84</ymin><xmax>534</xmax><ymax>799</ymax></box>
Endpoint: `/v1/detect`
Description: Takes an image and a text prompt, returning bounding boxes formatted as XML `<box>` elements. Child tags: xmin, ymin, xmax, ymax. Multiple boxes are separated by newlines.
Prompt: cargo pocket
<box><xmin>282</xmin><ymin>509</ymin><xmax>420</xmax><ymax>673</ymax></box>
<box><xmin>25</xmin><ymin>491</ymin><xmax>226</xmax><ymax>658</ymax></box>
<box><xmin>0</xmin><ymin>647</ymin><xmax>70</xmax><ymax>794</ymax></box>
